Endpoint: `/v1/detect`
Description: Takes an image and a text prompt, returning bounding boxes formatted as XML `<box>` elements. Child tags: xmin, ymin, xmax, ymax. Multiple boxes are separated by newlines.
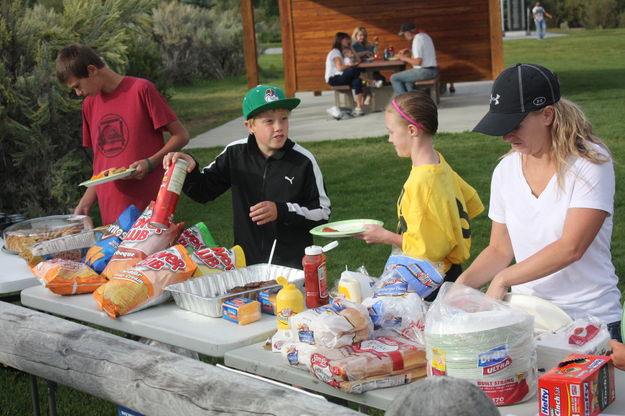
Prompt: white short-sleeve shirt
<box><xmin>324</xmin><ymin>49</ymin><xmax>343</xmax><ymax>82</ymax></box>
<box><xmin>489</xmin><ymin>147</ymin><xmax>621</xmax><ymax>324</ymax></box>
<box><xmin>411</xmin><ymin>33</ymin><xmax>437</xmax><ymax>69</ymax></box>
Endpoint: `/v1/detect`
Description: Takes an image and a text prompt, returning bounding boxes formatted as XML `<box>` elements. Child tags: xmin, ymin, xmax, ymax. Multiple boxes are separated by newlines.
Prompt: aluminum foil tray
<box><xmin>165</xmin><ymin>263</ymin><xmax>304</xmax><ymax>317</ymax></box>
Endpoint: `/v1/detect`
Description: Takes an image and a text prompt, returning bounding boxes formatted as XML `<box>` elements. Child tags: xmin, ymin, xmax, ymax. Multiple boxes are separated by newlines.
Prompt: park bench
<box><xmin>413</xmin><ymin>70</ymin><xmax>441</xmax><ymax>105</ymax></box>
<box><xmin>330</xmin><ymin>85</ymin><xmax>356</xmax><ymax>108</ymax></box>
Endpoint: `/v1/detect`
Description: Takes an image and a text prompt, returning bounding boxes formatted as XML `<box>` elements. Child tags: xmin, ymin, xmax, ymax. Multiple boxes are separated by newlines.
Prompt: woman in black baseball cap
<box><xmin>458</xmin><ymin>63</ymin><xmax>622</xmax><ymax>342</ymax></box>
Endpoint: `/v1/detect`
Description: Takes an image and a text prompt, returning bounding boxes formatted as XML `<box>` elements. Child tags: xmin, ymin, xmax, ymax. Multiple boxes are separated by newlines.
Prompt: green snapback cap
<box><xmin>242</xmin><ymin>85</ymin><xmax>300</xmax><ymax>120</ymax></box>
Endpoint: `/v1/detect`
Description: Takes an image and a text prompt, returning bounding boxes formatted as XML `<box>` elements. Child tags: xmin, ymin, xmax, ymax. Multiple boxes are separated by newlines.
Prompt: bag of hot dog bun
<box><xmin>84</xmin><ymin>205</ymin><xmax>142</xmax><ymax>273</ymax></box>
<box><xmin>32</xmin><ymin>259</ymin><xmax>107</xmax><ymax>295</ymax></box>
<box><xmin>93</xmin><ymin>244</ymin><xmax>196</xmax><ymax>318</ymax></box>
<box><xmin>100</xmin><ymin>202</ymin><xmax>183</xmax><ymax>280</ymax></box>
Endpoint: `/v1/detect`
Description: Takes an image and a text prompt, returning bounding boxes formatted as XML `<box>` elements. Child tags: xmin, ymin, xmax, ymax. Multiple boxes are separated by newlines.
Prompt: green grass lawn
<box><xmin>2</xmin><ymin>28</ymin><xmax>624</xmax><ymax>416</ymax></box>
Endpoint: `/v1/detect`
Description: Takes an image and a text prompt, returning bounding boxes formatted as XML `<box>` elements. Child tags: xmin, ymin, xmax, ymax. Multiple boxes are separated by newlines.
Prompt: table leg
<box><xmin>30</xmin><ymin>374</ymin><xmax>41</xmax><ymax>416</ymax></box>
<box><xmin>47</xmin><ymin>380</ymin><xmax>58</xmax><ymax>416</ymax></box>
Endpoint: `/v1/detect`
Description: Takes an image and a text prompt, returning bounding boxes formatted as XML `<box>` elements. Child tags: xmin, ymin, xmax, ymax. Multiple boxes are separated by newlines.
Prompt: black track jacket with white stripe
<box><xmin>182</xmin><ymin>135</ymin><xmax>331</xmax><ymax>269</ymax></box>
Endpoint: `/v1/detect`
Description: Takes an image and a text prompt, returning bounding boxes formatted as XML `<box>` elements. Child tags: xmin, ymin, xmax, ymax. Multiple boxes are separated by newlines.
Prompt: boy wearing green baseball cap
<box><xmin>164</xmin><ymin>85</ymin><xmax>331</xmax><ymax>269</ymax></box>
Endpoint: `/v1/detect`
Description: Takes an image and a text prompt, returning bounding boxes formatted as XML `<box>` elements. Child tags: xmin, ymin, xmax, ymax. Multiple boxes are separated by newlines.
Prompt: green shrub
<box><xmin>0</xmin><ymin>0</ymin><xmax>158</xmax><ymax>218</ymax></box>
<box><xmin>152</xmin><ymin>1</ymin><xmax>244</xmax><ymax>85</ymax></box>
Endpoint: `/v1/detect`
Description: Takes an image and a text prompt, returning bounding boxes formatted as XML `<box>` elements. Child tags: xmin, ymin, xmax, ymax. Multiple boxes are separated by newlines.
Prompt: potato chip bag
<box><xmin>101</xmin><ymin>203</ymin><xmax>183</xmax><ymax>280</ymax></box>
<box><xmin>32</xmin><ymin>258</ymin><xmax>107</xmax><ymax>295</ymax></box>
<box><xmin>176</xmin><ymin>222</ymin><xmax>217</xmax><ymax>253</ymax></box>
<box><xmin>85</xmin><ymin>205</ymin><xmax>141</xmax><ymax>273</ymax></box>
<box><xmin>191</xmin><ymin>245</ymin><xmax>246</xmax><ymax>277</ymax></box>
<box><xmin>93</xmin><ymin>244</ymin><xmax>196</xmax><ymax>319</ymax></box>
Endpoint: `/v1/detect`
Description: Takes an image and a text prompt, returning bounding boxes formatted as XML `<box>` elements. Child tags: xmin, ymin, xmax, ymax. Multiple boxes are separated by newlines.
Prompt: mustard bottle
<box><xmin>276</xmin><ymin>276</ymin><xmax>304</xmax><ymax>330</ymax></box>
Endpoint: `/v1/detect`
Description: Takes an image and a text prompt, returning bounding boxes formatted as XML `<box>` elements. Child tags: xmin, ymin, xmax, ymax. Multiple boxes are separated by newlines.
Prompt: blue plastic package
<box><xmin>84</xmin><ymin>205</ymin><xmax>141</xmax><ymax>273</ymax></box>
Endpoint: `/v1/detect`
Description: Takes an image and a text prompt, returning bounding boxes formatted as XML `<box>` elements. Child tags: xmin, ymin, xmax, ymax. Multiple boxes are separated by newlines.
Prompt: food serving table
<box><xmin>224</xmin><ymin>342</ymin><xmax>625</xmax><ymax>416</ymax></box>
<box><xmin>20</xmin><ymin>285</ymin><xmax>279</xmax><ymax>357</ymax></box>
<box><xmin>0</xmin><ymin>238</ymin><xmax>38</xmax><ymax>298</ymax></box>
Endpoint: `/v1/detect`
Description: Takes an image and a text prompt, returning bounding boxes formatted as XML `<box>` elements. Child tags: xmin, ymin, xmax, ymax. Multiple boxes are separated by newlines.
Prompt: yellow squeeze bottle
<box><xmin>276</xmin><ymin>276</ymin><xmax>304</xmax><ymax>329</ymax></box>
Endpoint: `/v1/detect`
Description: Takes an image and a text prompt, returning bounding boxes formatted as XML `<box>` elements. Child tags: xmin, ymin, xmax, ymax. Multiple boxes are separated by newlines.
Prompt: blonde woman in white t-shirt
<box><xmin>457</xmin><ymin>63</ymin><xmax>622</xmax><ymax>342</ymax></box>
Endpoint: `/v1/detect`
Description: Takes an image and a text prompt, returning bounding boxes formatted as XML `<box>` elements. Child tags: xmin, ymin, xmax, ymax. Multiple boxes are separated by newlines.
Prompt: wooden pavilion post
<box><xmin>278</xmin><ymin>0</ymin><xmax>297</xmax><ymax>97</ymax></box>
<box><xmin>241</xmin><ymin>0</ymin><xmax>259</xmax><ymax>89</ymax></box>
<box><xmin>489</xmin><ymin>0</ymin><xmax>505</xmax><ymax>77</ymax></box>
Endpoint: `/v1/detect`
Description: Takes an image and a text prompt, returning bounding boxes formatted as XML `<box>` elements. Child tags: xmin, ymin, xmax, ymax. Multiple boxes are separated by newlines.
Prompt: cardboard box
<box><xmin>538</xmin><ymin>354</ymin><xmax>615</xmax><ymax>416</ymax></box>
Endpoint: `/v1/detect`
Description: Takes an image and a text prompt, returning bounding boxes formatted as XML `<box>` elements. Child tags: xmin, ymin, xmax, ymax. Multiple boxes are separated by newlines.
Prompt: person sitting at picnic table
<box><xmin>163</xmin><ymin>85</ymin><xmax>331</xmax><ymax>269</ymax></box>
<box><xmin>325</xmin><ymin>32</ymin><xmax>367</xmax><ymax>116</ymax></box>
<box><xmin>351</xmin><ymin>26</ymin><xmax>376</xmax><ymax>60</ymax></box>
<box><xmin>353</xmin><ymin>90</ymin><xmax>484</xmax><ymax>301</ymax></box>
<box><xmin>456</xmin><ymin>63</ymin><xmax>622</xmax><ymax>342</ymax></box>
<box><xmin>390</xmin><ymin>22</ymin><xmax>438</xmax><ymax>95</ymax></box>
<box><xmin>352</xmin><ymin>26</ymin><xmax>385</xmax><ymax>84</ymax></box>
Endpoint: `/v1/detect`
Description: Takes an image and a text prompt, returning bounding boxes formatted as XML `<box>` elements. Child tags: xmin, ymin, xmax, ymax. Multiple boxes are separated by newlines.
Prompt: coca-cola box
<box><xmin>538</xmin><ymin>354</ymin><xmax>615</xmax><ymax>416</ymax></box>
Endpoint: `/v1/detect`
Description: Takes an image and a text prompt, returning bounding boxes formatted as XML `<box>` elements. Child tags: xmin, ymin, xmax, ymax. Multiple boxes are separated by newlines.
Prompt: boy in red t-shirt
<box><xmin>56</xmin><ymin>43</ymin><xmax>189</xmax><ymax>225</ymax></box>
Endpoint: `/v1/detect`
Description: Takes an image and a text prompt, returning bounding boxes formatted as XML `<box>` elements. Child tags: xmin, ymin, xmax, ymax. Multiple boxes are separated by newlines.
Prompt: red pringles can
<box><xmin>150</xmin><ymin>158</ymin><xmax>189</xmax><ymax>228</ymax></box>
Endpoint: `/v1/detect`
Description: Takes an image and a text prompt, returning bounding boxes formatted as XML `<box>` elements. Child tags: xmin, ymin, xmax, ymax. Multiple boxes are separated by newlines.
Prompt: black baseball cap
<box><xmin>398</xmin><ymin>23</ymin><xmax>417</xmax><ymax>35</ymax></box>
<box><xmin>473</xmin><ymin>63</ymin><xmax>560</xmax><ymax>136</ymax></box>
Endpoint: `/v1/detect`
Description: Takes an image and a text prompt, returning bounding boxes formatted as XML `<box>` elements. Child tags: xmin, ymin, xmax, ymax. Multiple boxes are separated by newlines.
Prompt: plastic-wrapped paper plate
<box><xmin>504</xmin><ymin>293</ymin><xmax>572</xmax><ymax>333</ymax></box>
<box><xmin>165</xmin><ymin>263</ymin><xmax>304</xmax><ymax>317</ymax></box>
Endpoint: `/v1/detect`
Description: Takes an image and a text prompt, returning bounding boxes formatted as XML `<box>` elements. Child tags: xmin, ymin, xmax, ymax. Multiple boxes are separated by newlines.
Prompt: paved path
<box><xmin>187</xmin><ymin>81</ymin><xmax>493</xmax><ymax>148</ymax></box>
<box><xmin>186</xmin><ymin>31</ymin><xmax>567</xmax><ymax>149</ymax></box>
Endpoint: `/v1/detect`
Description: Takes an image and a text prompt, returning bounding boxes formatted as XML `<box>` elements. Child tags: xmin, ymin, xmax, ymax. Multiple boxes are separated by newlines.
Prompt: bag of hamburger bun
<box><xmin>290</xmin><ymin>299</ymin><xmax>373</xmax><ymax>349</ymax></box>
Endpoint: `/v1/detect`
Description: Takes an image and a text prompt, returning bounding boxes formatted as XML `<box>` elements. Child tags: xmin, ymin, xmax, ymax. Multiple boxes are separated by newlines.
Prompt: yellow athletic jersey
<box><xmin>396</xmin><ymin>152</ymin><xmax>484</xmax><ymax>272</ymax></box>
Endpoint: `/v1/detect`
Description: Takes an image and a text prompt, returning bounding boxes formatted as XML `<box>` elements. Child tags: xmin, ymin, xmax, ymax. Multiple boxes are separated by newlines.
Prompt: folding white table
<box><xmin>224</xmin><ymin>342</ymin><xmax>625</xmax><ymax>416</ymax></box>
<box><xmin>0</xmin><ymin>238</ymin><xmax>38</xmax><ymax>297</ymax></box>
<box><xmin>20</xmin><ymin>285</ymin><xmax>279</xmax><ymax>357</ymax></box>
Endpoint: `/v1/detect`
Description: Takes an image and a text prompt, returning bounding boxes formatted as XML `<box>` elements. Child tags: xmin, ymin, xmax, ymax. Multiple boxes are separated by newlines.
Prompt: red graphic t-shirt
<box><xmin>82</xmin><ymin>77</ymin><xmax>178</xmax><ymax>224</ymax></box>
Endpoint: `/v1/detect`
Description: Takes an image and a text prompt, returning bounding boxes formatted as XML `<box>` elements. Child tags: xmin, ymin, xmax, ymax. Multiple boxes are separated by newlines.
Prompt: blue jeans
<box><xmin>608</xmin><ymin>320</ymin><xmax>622</xmax><ymax>342</ymax></box>
<box><xmin>328</xmin><ymin>67</ymin><xmax>364</xmax><ymax>95</ymax></box>
<box><xmin>535</xmin><ymin>19</ymin><xmax>546</xmax><ymax>39</ymax></box>
<box><xmin>390</xmin><ymin>67</ymin><xmax>439</xmax><ymax>95</ymax></box>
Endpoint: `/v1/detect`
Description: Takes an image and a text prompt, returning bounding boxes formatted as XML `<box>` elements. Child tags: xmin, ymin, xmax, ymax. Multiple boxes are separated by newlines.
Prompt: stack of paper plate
<box><xmin>504</xmin><ymin>293</ymin><xmax>572</xmax><ymax>333</ymax></box>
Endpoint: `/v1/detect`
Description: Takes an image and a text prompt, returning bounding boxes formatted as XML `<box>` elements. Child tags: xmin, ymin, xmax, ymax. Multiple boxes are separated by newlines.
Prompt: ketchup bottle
<box><xmin>302</xmin><ymin>241</ymin><xmax>338</xmax><ymax>308</ymax></box>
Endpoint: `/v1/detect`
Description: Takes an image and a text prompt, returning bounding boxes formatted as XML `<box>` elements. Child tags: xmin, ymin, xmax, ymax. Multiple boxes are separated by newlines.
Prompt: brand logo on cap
<box><xmin>490</xmin><ymin>94</ymin><xmax>500</xmax><ymax>105</ymax></box>
<box><xmin>533</xmin><ymin>97</ymin><xmax>547</xmax><ymax>106</ymax></box>
<box><xmin>264</xmin><ymin>88</ymin><xmax>279</xmax><ymax>103</ymax></box>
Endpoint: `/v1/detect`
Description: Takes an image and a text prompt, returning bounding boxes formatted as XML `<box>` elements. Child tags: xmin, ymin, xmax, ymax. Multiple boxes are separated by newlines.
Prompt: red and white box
<box><xmin>538</xmin><ymin>354</ymin><xmax>615</xmax><ymax>416</ymax></box>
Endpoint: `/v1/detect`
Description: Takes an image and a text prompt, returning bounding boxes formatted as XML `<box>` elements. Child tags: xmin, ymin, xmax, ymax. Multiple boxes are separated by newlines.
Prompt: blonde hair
<box><xmin>386</xmin><ymin>91</ymin><xmax>438</xmax><ymax>135</ymax></box>
<box><xmin>352</xmin><ymin>26</ymin><xmax>369</xmax><ymax>47</ymax></box>
<box><xmin>508</xmin><ymin>98</ymin><xmax>611</xmax><ymax>188</ymax></box>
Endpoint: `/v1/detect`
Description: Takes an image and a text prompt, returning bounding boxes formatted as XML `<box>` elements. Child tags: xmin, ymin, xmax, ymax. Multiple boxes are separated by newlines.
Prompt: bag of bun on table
<box><xmin>290</xmin><ymin>298</ymin><xmax>373</xmax><ymax>349</ymax></box>
<box><xmin>100</xmin><ymin>202</ymin><xmax>183</xmax><ymax>280</ymax></box>
<box><xmin>93</xmin><ymin>244</ymin><xmax>196</xmax><ymax>318</ymax></box>
<box><xmin>175</xmin><ymin>222</ymin><xmax>217</xmax><ymax>253</ymax></box>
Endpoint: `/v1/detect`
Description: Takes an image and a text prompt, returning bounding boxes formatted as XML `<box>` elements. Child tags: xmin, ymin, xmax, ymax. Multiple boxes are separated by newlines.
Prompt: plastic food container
<box><xmin>165</xmin><ymin>263</ymin><xmax>304</xmax><ymax>317</ymax></box>
<box><xmin>2</xmin><ymin>215</ymin><xmax>93</xmax><ymax>255</ymax></box>
<box><xmin>21</xmin><ymin>227</ymin><xmax>106</xmax><ymax>264</ymax></box>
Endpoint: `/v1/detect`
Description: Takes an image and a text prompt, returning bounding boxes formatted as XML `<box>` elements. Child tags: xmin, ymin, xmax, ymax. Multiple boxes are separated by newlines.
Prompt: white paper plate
<box><xmin>504</xmin><ymin>293</ymin><xmax>573</xmax><ymax>332</ymax></box>
<box><xmin>79</xmin><ymin>168</ymin><xmax>135</xmax><ymax>187</ymax></box>
<box><xmin>310</xmin><ymin>219</ymin><xmax>383</xmax><ymax>238</ymax></box>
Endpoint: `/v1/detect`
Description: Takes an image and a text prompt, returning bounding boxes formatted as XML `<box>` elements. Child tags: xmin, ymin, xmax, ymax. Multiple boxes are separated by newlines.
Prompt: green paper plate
<box><xmin>310</xmin><ymin>219</ymin><xmax>384</xmax><ymax>238</ymax></box>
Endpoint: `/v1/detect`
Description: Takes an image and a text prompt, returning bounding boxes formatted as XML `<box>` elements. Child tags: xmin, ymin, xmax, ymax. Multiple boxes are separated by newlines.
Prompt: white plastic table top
<box><xmin>224</xmin><ymin>342</ymin><xmax>625</xmax><ymax>416</ymax></box>
<box><xmin>21</xmin><ymin>285</ymin><xmax>279</xmax><ymax>357</ymax></box>
<box><xmin>0</xmin><ymin>238</ymin><xmax>38</xmax><ymax>294</ymax></box>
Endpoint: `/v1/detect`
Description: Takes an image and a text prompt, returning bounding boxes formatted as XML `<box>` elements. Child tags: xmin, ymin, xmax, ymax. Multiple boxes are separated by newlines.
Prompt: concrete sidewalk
<box><xmin>186</xmin><ymin>80</ymin><xmax>493</xmax><ymax>149</ymax></box>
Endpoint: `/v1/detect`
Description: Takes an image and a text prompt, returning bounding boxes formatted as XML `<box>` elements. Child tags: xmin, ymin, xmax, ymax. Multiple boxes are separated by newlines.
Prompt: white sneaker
<box><xmin>353</xmin><ymin>107</ymin><xmax>365</xmax><ymax>116</ymax></box>
<box><xmin>326</xmin><ymin>106</ymin><xmax>342</xmax><ymax>119</ymax></box>
<box><xmin>373</xmin><ymin>80</ymin><xmax>384</xmax><ymax>88</ymax></box>
<box><xmin>363</xmin><ymin>95</ymin><xmax>372</xmax><ymax>106</ymax></box>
